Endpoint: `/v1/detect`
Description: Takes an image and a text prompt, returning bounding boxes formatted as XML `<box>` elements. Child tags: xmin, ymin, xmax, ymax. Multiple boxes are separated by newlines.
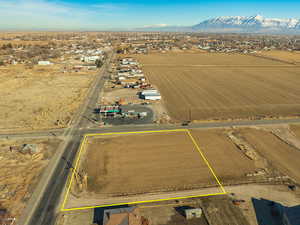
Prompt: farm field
<box><xmin>136</xmin><ymin>53</ymin><xmax>300</xmax><ymax>122</ymax></box>
<box><xmin>256</xmin><ymin>50</ymin><xmax>300</xmax><ymax>64</ymax></box>
<box><xmin>0</xmin><ymin>65</ymin><xmax>96</xmax><ymax>132</ymax></box>
<box><xmin>136</xmin><ymin>53</ymin><xmax>287</xmax><ymax>66</ymax></box>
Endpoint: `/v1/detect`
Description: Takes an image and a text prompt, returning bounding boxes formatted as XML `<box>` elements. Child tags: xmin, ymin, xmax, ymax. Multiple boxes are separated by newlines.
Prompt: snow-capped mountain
<box><xmin>192</xmin><ymin>15</ymin><xmax>300</xmax><ymax>32</ymax></box>
<box><xmin>136</xmin><ymin>15</ymin><xmax>300</xmax><ymax>33</ymax></box>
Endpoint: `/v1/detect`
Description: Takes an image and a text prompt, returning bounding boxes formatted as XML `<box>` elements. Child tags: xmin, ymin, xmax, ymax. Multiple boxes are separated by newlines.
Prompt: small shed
<box><xmin>185</xmin><ymin>208</ymin><xmax>202</xmax><ymax>219</ymax></box>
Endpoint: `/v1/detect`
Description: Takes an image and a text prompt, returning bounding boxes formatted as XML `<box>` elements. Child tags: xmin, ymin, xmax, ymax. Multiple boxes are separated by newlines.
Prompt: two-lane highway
<box><xmin>18</xmin><ymin>51</ymin><xmax>115</xmax><ymax>225</ymax></box>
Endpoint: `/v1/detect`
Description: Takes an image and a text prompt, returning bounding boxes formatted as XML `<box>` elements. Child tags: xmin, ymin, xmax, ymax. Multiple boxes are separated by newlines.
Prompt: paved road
<box><xmin>0</xmin><ymin>129</ymin><xmax>65</xmax><ymax>140</ymax></box>
<box><xmin>19</xmin><ymin>51</ymin><xmax>114</xmax><ymax>225</ymax></box>
<box><xmin>81</xmin><ymin>117</ymin><xmax>300</xmax><ymax>135</ymax></box>
<box><xmin>2</xmin><ymin>117</ymin><xmax>300</xmax><ymax>140</ymax></box>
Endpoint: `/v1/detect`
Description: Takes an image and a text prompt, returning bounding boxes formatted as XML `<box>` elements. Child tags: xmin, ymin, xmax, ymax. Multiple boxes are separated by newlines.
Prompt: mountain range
<box><xmin>138</xmin><ymin>15</ymin><xmax>300</xmax><ymax>33</ymax></box>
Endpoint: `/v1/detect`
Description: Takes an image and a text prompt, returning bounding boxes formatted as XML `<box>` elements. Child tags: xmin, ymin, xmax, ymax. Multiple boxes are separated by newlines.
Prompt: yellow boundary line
<box><xmin>186</xmin><ymin>130</ymin><xmax>226</xmax><ymax>193</ymax></box>
<box><xmin>60</xmin><ymin>129</ymin><xmax>226</xmax><ymax>212</ymax></box>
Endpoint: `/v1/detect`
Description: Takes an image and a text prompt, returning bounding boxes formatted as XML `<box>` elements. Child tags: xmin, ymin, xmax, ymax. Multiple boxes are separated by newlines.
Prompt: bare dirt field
<box><xmin>65</xmin><ymin>131</ymin><xmax>226</xmax><ymax>208</ymax></box>
<box><xmin>0</xmin><ymin>65</ymin><xmax>96</xmax><ymax>132</ymax></box>
<box><xmin>135</xmin><ymin>53</ymin><xmax>300</xmax><ymax>121</ymax></box>
<box><xmin>256</xmin><ymin>50</ymin><xmax>300</xmax><ymax>64</ymax></box>
<box><xmin>0</xmin><ymin>138</ymin><xmax>61</xmax><ymax>218</ymax></box>
<box><xmin>290</xmin><ymin>124</ymin><xmax>300</xmax><ymax>139</ymax></box>
<box><xmin>101</xmin><ymin>87</ymin><xmax>140</xmax><ymax>105</ymax></box>
<box><xmin>239</xmin><ymin>128</ymin><xmax>300</xmax><ymax>184</ymax></box>
<box><xmin>80</xmin><ymin>132</ymin><xmax>218</xmax><ymax>196</ymax></box>
<box><xmin>190</xmin><ymin>129</ymin><xmax>257</xmax><ymax>184</ymax></box>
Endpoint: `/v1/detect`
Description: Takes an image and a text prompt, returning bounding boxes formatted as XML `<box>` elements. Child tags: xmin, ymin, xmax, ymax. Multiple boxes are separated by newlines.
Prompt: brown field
<box><xmin>257</xmin><ymin>50</ymin><xmax>300</xmax><ymax>64</ymax></box>
<box><xmin>80</xmin><ymin>131</ymin><xmax>218</xmax><ymax>196</ymax></box>
<box><xmin>0</xmin><ymin>65</ymin><xmax>95</xmax><ymax>132</ymax></box>
<box><xmin>137</xmin><ymin>52</ymin><xmax>286</xmax><ymax>66</ymax></box>
<box><xmin>239</xmin><ymin>128</ymin><xmax>300</xmax><ymax>183</ymax></box>
<box><xmin>66</xmin><ymin>127</ymin><xmax>300</xmax><ymax>208</ymax></box>
<box><xmin>68</xmin><ymin>129</ymin><xmax>261</xmax><ymax>203</ymax></box>
<box><xmin>290</xmin><ymin>124</ymin><xmax>300</xmax><ymax>138</ymax></box>
<box><xmin>0</xmin><ymin>138</ymin><xmax>61</xmax><ymax>218</ymax></box>
<box><xmin>136</xmin><ymin>53</ymin><xmax>300</xmax><ymax>121</ymax></box>
<box><xmin>190</xmin><ymin>129</ymin><xmax>257</xmax><ymax>183</ymax></box>
<box><xmin>0</xmin><ymin>40</ymin><xmax>53</xmax><ymax>46</ymax></box>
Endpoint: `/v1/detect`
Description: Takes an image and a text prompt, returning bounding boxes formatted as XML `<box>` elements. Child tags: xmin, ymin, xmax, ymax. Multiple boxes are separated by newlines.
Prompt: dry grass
<box><xmin>0</xmin><ymin>65</ymin><xmax>96</xmax><ymax>132</ymax></box>
<box><xmin>0</xmin><ymin>138</ymin><xmax>61</xmax><ymax>218</ymax></box>
<box><xmin>136</xmin><ymin>53</ymin><xmax>300</xmax><ymax>121</ymax></box>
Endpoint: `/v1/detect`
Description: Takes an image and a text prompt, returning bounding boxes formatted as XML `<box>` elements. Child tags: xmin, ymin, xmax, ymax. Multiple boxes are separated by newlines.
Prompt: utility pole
<box><xmin>62</xmin><ymin>156</ymin><xmax>82</xmax><ymax>179</ymax></box>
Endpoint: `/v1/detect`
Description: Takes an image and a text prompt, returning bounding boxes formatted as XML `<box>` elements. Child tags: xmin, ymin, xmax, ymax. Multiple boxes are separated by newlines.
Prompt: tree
<box><xmin>95</xmin><ymin>59</ymin><xmax>103</xmax><ymax>68</ymax></box>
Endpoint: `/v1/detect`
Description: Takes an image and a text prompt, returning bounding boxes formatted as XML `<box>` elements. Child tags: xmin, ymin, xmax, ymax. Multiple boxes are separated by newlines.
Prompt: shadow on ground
<box><xmin>252</xmin><ymin>198</ymin><xmax>300</xmax><ymax>225</ymax></box>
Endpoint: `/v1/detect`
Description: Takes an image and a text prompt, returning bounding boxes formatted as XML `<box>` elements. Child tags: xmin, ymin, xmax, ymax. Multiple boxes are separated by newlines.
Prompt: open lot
<box><xmin>80</xmin><ymin>131</ymin><xmax>218</xmax><ymax>196</ymax></box>
<box><xmin>0</xmin><ymin>138</ymin><xmax>61</xmax><ymax>218</ymax></box>
<box><xmin>192</xmin><ymin>126</ymin><xmax>300</xmax><ymax>185</ymax></box>
<box><xmin>136</xmin><ymin>53</ymin><xmax>300</xmax><ymax>122</ymax></box>
<box><xmin>239</xmin><ymin>128</ymin><xmax>300</xmax><ymax>184</ymax></box>
<box><xmin>64</xmin><ymin>126</ymin><xmax>300</xmax><ymax>211</ymax></box>
<box><xmin>0</xmin><ymin>65</ymin><xmax>96</xmax><ymax>132</ymax></box>
<box><xmin>64</xmin><ymin>130</ymin><xmax>226</xmax><ymax>209</ymax></box>
<box><xmin>190</xmin><ymin>129</ymin><xmax>257</xmax><ymax>184</ymax></box>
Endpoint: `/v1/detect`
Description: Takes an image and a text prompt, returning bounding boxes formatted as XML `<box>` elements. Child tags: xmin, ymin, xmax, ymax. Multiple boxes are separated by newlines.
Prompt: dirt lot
<box><xmin>0</xmin><ymin>138</ymin><xmax>61</xmax><ymax>219</ymax></box>
<box><xmin>239</xmin><ymin>128</ymin><xmax>300</xmax><ymax>184</ymax></box>
<box><xmin>225</xmin><ymin>184</ymin><xmax>300</xmax><ymax>225</ymax></box>
<box><xmin>135</xmin><ymin>53</ymin><xmax>300</xmax><ymax>122</ymax></box>
<box><xmin>80</xmin><ymin>132</ymin><xmax>218</xmax><ymax>196</ymax></box>
<box><xmin>0</xmin><ymin>65</ymin><xmax>95</xmax><ymax>132</ymax></box>
<box><xmin>190</xmin><ymin>129</ymin><xmax>258</xmax><ymax>184</ymax></box>
<box><xmin>101</xmin><ymin>87</ymin><xmax>140</xmax><ymax>105</ymax></box>
<box><xmin>256</xmin><ymin>50</ymin><xmax>300</xmax><ymax>64</ymax></box>
<box><xmin>290</xmin><ymin>124</ymin><xmax>300</xmax><ymax>139</ymax></box>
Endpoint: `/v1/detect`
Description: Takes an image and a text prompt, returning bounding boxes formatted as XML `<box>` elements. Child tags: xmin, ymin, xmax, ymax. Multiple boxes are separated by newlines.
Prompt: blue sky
<box><xmin>0</xmin><ymin>0</ymin><xmax>300</xmax><ymax>30</ymax></box>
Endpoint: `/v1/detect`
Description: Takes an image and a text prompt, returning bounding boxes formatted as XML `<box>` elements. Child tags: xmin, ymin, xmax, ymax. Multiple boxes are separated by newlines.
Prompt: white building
<box><xmin>144</xmin><ymin>93</ymin><xmax>161</xmax><ymax>100</ymax></box>
<box><xmin>141</xmin><ymin>89</ymin><xmax>158</xmax><ymax>95</ymax></box>
<box><xmin>81</xmin><ymin>56</ymin><xmax>100</xmax><ymax>62</ymax></box>
<box><xmin>141</xmin><ymin>89</ymin><xmax>161</xmax><ymax>100</ymax></box>
<box><xmin>38</xmin><ymin>61</ymin><xmax>52</xmax><ymax>65</ymax></box>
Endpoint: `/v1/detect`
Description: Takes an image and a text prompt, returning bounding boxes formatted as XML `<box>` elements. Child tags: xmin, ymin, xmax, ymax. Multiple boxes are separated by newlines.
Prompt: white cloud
<box><xmin>91</xmin><ymin>3</ymin><xmax>125</xmax><ymax>10</ymax></box>
<box><xmin>0</xmin><ymin>0</ymin><xmax>119</xmax><ymax>30</ymax></box>
<box><xmin>143</xmin><ymin>24</ymin><xmax>169</xmax><ymax>28</ymax></box>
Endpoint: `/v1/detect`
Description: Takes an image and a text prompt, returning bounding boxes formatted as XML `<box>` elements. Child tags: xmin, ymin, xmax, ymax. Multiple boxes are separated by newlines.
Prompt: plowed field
<box><xmin>136</xmin><ymin>53</ymin><xmax>300</xmax><ymax>121</ymax></box>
